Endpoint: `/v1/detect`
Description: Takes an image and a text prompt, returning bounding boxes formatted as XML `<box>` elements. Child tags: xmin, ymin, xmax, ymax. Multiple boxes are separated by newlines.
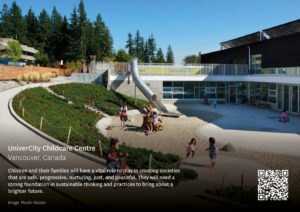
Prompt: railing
<box><xmin>99</xmin><ymin>62</ymin><xmax>300</xmax><ymax>76</ymax></box>
<box><xmin>256</xmin><ymin>67</ymin><xmax>300</xmax><ymax>75</ymax></box>
<box><xmin>107</xmin><ymin>62</ymin><xmax>249</xmax><ymax>76</ymax></box>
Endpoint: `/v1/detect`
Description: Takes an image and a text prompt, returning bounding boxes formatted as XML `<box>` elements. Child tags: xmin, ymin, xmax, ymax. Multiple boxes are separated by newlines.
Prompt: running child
<box><xmin>186</xmin><ymin>138</ymin><xmax>197</xmax><ymax>159</ymax></box>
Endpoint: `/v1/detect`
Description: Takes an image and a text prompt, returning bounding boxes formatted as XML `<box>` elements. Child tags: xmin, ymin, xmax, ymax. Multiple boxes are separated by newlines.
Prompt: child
<box><xmin>152</xmin><ymin>112</ymin><xmax>158</xmax><ymax>129</ymax></box>
<box><xmin>206</xmin><ymin>137</ymin><xmax>218</xmax><ymax>168</ymax></box>
<box><xmin>213</xmin><ymin>100</ymin><xmax>217</xmax><ymax>109</ymax></box>
<box><xmin>186</xmin><ymin>138</ymin><xmax>197</xmax><ymax>159</ymax></box>
<box><xmin>282</xmin><ymin>109</ymin><xmax>289</xmax><ymax>122</ymax></box>
<box><xmin>120</xmin><ymin>103</ymin><xmax>128</xmax><ymax>129</ymax></box>
<box><xmin>107</xmin><ymin>139</ymin><xmax>128</xmax><ymax>170</ymax></box>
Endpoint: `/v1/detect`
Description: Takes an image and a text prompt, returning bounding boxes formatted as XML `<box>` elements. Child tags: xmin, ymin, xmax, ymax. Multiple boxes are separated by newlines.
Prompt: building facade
<box><xmin>0</xmin><ymin>38</ymin><xmax>38</xmax><ymax>66</ymax></box>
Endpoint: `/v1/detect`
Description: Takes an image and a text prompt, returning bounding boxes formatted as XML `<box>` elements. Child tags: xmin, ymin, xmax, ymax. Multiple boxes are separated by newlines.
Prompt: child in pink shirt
<box><xmin>186</xmin><ymin>138</ymin><xmax>197</xmax><ymax>159</ymax></box>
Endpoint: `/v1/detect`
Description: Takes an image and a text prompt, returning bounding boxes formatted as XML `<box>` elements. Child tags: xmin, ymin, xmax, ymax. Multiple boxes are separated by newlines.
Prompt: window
<box><xmin>163</xmin><ymin>81</ymin><xmax>172</xmax><ymax>87</ymax></box>
<box><xmin>163</xmin><ymin>93</ymin><xmax>172</xmax><ymax>99</ymax></box>
<box><xmin>163</xmin><ymin>87</ymin><xmax>172</xmax><ymax>92</ymax></box>
<box><xmin>173</xmin><ymin>87</ymin><xmax>184</xmax><ymax>92</ymax></box>
<box><xmin>205</xmin><ymin>87</ymin><xmax>216</xmax><ymax>94</ymax></box>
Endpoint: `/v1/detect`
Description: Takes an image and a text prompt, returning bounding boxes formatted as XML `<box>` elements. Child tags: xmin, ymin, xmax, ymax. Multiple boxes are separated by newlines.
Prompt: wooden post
<box><xmin>67</xmin><ymin>126</ymin><xmax>72</xmax><ymax>145</ymax></box>
<box><xmin>40</xmin><ymin>116</ymin><xmax>43</xmax><ymax>130</ymax></box>
<box><xmin>98</xmin><ymin>140</ymin><xmax>103</xmax><ymax>157</ymax></box>
<box><xmin>148</xmin><ymin>154</ymin><xmax>152</xmax><ymax>169</ymax></box>
<box><xmin>241</xmin><ymin>174</ymin><xmax>244</xmax><ymax>189</ymax></box>
<box><xmin>22</xmin><ymin>107</ymin><xmax>24</xmax><ymax>117</ymax></box>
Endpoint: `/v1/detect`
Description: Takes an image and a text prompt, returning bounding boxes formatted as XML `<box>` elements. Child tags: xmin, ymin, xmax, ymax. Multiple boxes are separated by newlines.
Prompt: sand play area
<box><xmin>107</xmin><ymin>104</ymin><xmax>300</xmax><ymax>199</ymax></box>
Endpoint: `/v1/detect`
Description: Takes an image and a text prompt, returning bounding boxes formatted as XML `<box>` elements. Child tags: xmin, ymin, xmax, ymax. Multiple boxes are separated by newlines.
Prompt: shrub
<box><xmin>41</xmin><ymin>73</ymin><xmax>51</xmax><ymax>82</ymax></box>
<box><xmin>16</xmin><ymin>75</ymin><xmax>22</xmax><ymax>82</ymax></box>
<box><xmin>180</xmin><ymin>168</ymin><xmax>198</xmax><ymax>180</ymax></box>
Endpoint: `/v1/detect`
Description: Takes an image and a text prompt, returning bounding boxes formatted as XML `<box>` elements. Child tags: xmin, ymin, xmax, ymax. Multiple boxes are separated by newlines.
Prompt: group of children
<box><xmin>143</xmin><ymin>104</ymin><xmax>163</xmax><ymax>132</ymax></box>
<box><xmin>186</xmin><ymin>137</ymin><xmax>218</xmax><ymax>168</ymax></box>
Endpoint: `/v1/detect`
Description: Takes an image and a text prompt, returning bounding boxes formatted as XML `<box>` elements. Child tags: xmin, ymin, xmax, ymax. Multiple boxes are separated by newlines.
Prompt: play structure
<box><xmin>130</xmin><ymin>59</ymin><xmax>181</xmax><ymax>117</ymax></box>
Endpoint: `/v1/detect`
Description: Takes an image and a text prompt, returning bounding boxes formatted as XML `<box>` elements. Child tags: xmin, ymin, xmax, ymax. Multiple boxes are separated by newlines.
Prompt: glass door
<box><xmin>277</xmin><ymin>84</ymin><xmax>283</xmax><ymax>110</ymax></box>
<box><xmin>292</xmin><ymin>86</ymin><xmax>298</xmax><ymax>113</ymax></box>
<box><xmin>229</xmin><ymin>85</ymin><xmax>237</xmax><ymax>103</ymax></box>
<box><xmin>283</xmin><ymin>85</ymin><xmax>290</xmax><ymax>111</ymax></box>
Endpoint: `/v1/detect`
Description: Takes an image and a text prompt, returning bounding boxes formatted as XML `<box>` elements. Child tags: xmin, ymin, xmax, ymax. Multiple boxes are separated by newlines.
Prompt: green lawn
<box><xmin>49</xmin><ymin>83</ymin><xmax>152</xmax><ymax>115</ymax></box>
<box><xmin>12</xmin><ymin>85</ymin><xmax>198</xmax><ymax>180</ymax></box>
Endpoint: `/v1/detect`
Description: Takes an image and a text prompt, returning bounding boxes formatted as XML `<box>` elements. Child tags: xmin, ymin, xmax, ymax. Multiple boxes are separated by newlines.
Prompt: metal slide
<box><xmin>130</xmin><ymin>59</ymin><xmax>180</xmax><ymax>117</ymax></box>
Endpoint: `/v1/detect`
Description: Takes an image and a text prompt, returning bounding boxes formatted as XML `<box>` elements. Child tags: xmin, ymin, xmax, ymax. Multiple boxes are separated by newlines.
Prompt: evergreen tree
<box><xmin>166</xmin><ymin>44</ymin><xmax>174</xmax><ymax>64</ymax></box>
<box><xmin>197</xmin><ymin>51</ymin><xmax>201</xmax><ymax>63</ymax></box>
<box><xmin>142</xmin><ymin>40</ymin><xmax>150</xmax><ymax>63</ymax></box>
<box><xmin>65</xmin><ymin>6</ymin><xmax>81</xmax><ymax>61</ymax></box>
<box><xmin>134</xmin><ymin>30</ymin><xmax>142</xmax><ymax>57</ymax></box>
<box><xmin>85</xmin><ymin>21</ymin><xmax>97</xmax><ymax>58</ymax></box>
<box><xmin>101</xmin><ymin>28</ymin><xmax>113</xmax><ymax>58</ymax></box>
<box><xmin>50</xmin><ymin>6</ymin><xmax>63</xmax><ymax>61</ymax></box>
<box><xmin>156</xmin><ymin>48</ymin><xmax>165</xmax><ymax>63</ymax></box>
<box><xmin>147</xmin><ymin>34</ymin><xmax>156</xmax><ymax>63</ymax></box>
<box><xmin>78</xmin><ymin>0</ymin><xmax>87</xmax><ymax>59</ymax></box>
<box><xmin>60</xmin><ymin>16</ymin><xmax>70</xmax><ymax>61</ymax></box>
<box><xmin>125</xmin><ymin>33</ymin><xmax>134</xmax><ymax>55</ymax></box>
<box><xmin>25</xmin><ymin>8</ymin><xmax>39</xmax><ymax>48</ymax></box>
<box><xmin>37</xmin><ymin>9</ymin><xmax>51</xmax><ymax>54</ymax></box>
<box><xmin>94</xmin><ymin>13</ymin><xmax>106</xmax><ymax>60</ymax></box>
<box><xmin>10</xmin><ymin>2</ymin><xmax>27</xmax><ymax>44</ymax></box>
<box><xmin>0</xmin><ymin>4</ymin><xmax>12</xmax><ymax>38</ymax></box>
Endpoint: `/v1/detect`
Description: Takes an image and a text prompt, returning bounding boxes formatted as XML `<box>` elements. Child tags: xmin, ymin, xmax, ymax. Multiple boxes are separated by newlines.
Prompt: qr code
<box><xmin>258</xmin><ymin>170</ymin><xmax>288</xmax><ymax>201</ymax></box>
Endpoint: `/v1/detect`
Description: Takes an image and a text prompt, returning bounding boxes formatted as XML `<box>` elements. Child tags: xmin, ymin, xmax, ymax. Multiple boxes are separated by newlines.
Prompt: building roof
<box><xmin>220</xmin><ymin>32</ymin><xmax>267</xmax><ymax>49</ymax></box>
<box><xmin>263</xmin><ymin>19</ymin><xmax>300</xmax><ymax>38</ymax></box>
<box><xmin>220</xmin><ymin>19</ymin><xmax>300</xmax><ymax>49</ymax></box>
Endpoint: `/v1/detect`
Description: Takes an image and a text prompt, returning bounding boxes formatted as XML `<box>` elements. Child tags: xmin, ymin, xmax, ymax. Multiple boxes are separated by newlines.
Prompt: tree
<box><xmin>35</xmin><ymin>52</ymin><xmax>49</xmax><ymax>66</ymax></box>
<box><xmin>94</xmin><ymin>13</ymin><xmax>106</xmax><ymax>60</ymax></box>
<box><xmin>134</xmin><ymin>30</ymin><xmax>142</xmax><ymax>58</ymax></box>
<box><xmin>147</xmin><ymin>34</ymin><xmax>156</xmax><ymax>63</ymax></box>
<box><xmin>60</xmin><ymin>16</ymin><xmax>71</xmax><ymax>61</ymax></box>
<box><xmin>50</xmin><ymin>6</ymin><xmax>63</xmax><ymax>61</ymax></box>
<box><xmin>0</xmin><ymin>4</ymin><xmax>12</xmax><ymax>38</ymax></box>
<box><xmin>78</xmin><ymin>0</ymin><xmax>87</xmax><ymax>59</ymax></box>
<box><xmin>65</xmin><ymin>6</ymin><xmax>81</xmax><ymax>61</ymax></box>
<box><xmin>101</xmin><ymin>28</ymin><xmax>113</xmax><ymax>59</ymax></box>
<box><xmin>85</xmin><ymin>21</ymin><xmax>97</xmax><ymax>58</ymax></box>
<box><xmin>183</xmin><ymin>53</ymin><xmax>201</xmax><ymax>65</ymax></box>
<box><xmin>125</xmin><ymin>33</ymin><xmax>134</xmax><ymax>55</ymax></box>
<box><xmin>9</xmin><ymin>2</ymin><xmax>27</xmax><ymax>44</ymax></box>
<box><xmin>156</xmin><ymin>48</ymin><xmax>165</xmax><ymax>63</ymax></box>
<box><xmin>37</xmin><ymin>9</ymin><xmax>51</xmax><ymax>54</ymax></box>
<box><xmin>166</xmin><ymin>44</ymin><xmax>174</xmax><ymax>64</ymax></box>
<box><xmin>5</xmin><ymin>40</ymin><xmax>22</xmax><ymax>63</ymax></box>
<box><xmin>197</xmin><ymin>51</ymin><xmax>201</xmax><ymax>63</ymax></box>
<box><xmin>115</xmin><ymin>49</ymin><xmax>131</xmax><ymax>62</ymax></box>
<box><xmin>25</xmin><ymin>8</ymin><xmax>39</xmax><ymax>48</ymax></box>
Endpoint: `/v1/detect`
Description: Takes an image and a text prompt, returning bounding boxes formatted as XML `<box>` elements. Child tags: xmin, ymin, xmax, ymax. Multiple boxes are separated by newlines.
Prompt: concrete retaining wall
<box><xmin>108</xmin><ymin>74</ymin><xmax>163</xmax><ymax>101</ymax></box>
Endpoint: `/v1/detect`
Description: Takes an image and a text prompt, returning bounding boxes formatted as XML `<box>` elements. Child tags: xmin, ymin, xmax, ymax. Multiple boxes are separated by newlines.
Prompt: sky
<box><xmin>1</xmin><ymin>0</ymin><xmax>300</xmax><ymax>64</ymax></box>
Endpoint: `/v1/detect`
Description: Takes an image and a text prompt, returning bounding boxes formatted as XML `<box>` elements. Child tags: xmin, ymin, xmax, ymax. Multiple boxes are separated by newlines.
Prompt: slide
<box><xmin>130</xmin><ymin>59</ymin><xmax>180</xmax><ymax>117</ymax></box>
